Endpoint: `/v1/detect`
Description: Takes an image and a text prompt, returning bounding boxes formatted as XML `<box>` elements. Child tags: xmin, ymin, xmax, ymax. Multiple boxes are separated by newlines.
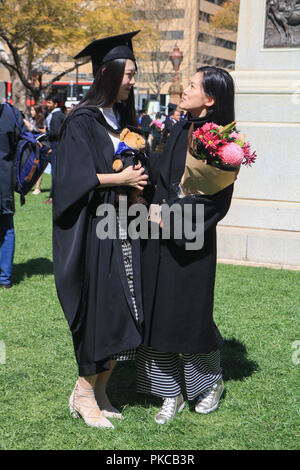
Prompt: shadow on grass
<box><xmin>12</xmin><ymin>257</ymin><xmax>53</xmax><ymax>285</ymax></box>
<box><xmin>221</xmin><ymin>338</ymin><xmax>259</xmax><ymax>381</ymax></box>
<box><xmin>107</xmin><ymin>338</ymin><xmax>259</xmax><ymax>410</ymax></box>
<box><xmin>30</xmin><ymin>188</ymin><xmax>51</xmax><ymax>194</ymax></box>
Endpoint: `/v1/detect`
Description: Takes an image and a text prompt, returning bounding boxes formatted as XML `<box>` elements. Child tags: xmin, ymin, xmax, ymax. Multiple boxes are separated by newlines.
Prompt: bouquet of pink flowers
<box><xmin>153</xmin><ymin>119</ymin><xmax>163</xmax><ymax>130</ymax></box>
<box><xmin>179</xmin><ymin>121</ymin><xmax>257</xmax><ymax>197</ymax></box>
<box><xmin>190</xmin><ymin>121</ymin><xmax>257</xmax><ymax>170</ymax></box>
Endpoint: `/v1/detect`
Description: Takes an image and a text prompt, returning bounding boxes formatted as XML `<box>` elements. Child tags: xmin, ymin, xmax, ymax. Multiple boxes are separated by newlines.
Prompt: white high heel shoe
<box><xmin>69</xmin><ymin>381</ymin><xmax>114</xmax><ymax>429</ymax></box>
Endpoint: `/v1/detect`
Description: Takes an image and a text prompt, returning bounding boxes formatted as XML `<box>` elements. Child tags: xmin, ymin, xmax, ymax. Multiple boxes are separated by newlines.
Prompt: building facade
<box><xmin>136</xmin><ymin>0</ymin><xmax>237</xmax><ymax>110</ymax></box>
<box><xmin>0</xmin><ymin>0</ymin><xmax>237</xmax><ymax>109</ymax></box>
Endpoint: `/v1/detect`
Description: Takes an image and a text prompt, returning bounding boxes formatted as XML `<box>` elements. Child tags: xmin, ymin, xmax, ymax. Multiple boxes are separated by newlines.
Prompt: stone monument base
<box><xmin>217</xmin><ymin>201</ymin><xmax>300</xmax><ymax>270</ymax></box>
<box><xmin>215</xmin><ymin>0</ymin><xmax>300</xmax><ymax>270</ymax></box>
<box><xmin>215</xmin><ymin>67</ymin><xmax>300</xmax><ymax>269</ymax></box>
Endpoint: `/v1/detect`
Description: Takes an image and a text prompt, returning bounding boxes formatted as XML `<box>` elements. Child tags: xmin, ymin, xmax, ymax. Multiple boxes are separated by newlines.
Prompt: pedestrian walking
<box><xmin>44</xmin><ymin>96</ymin><xmax>65</xmax><ymax>204</ymax></box>
<box><xmin>150</xmin><ymin>112</ymin><xmax>164</xmax><ymax>151</ymax></box>
<box><xmin>24</xmin><ymin>104</ymin><xmax>47</xmax><ymax>195</ymax></box>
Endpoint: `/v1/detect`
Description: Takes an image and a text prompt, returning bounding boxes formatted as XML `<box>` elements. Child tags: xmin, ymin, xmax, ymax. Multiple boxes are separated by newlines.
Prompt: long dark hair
<box><xmin>32</xmin><ymin>104</ymin><xmax>45</xmax><ymax>129</ymax></box>
<box><xmin>197</xmin><ymin>66</ymin><xmax>235</xmax><ymax>126</ymax></box>
<box><xmin>76</xmin><ymin>58</ymin><xmax>137</xmax><ymax>127</ymax></box>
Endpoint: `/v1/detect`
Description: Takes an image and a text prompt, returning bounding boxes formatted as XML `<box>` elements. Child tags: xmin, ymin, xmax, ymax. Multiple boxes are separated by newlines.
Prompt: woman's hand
<box><xmin>96</xmin><ymin>163</ymin><xmax>148</xmax><ymax>190</ymax></box>
<box><xmin>118</xmin><ymin>163</ymin><xmax>148</xmax><ymax>191</ymax></box>
<box><xmin>24</xmin><ymin>119</ymin><xmax>33</xmax><ymax>132</ymax></box>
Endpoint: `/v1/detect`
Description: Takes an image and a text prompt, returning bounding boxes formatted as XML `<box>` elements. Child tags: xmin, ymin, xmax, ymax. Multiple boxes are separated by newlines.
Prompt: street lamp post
<box><xmin>75</xmin><ymin>61</ymin><xmax>79</xmax><ymax>100</ymax></box>
<box><xmin>168</xmin><ymin>44</ymin><xmax>183</xmax><ymax>106</ymax></box>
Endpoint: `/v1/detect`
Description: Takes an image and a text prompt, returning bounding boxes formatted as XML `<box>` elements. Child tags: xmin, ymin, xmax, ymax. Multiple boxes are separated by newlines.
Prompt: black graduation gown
<box><xmin>142</xmin><ymin>115</ymin><xmax>234</xmax><ymax>354</ymax></box>
<box><xmin>52</xmin><ymin>106</ymin><xmax>143</xmax><ymax>375</ymax></box>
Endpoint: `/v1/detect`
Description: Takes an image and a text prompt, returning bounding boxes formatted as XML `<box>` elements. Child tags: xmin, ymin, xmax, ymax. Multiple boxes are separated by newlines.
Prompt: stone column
<box><xmin>168</xmin><ymin>79</ymin><xmax>183</xmax><ymax>105</ymax></box>
<box><xmin>217</xmin><ymin>0</ymin><xmax>300</xmax><ymax>269</ymax></box>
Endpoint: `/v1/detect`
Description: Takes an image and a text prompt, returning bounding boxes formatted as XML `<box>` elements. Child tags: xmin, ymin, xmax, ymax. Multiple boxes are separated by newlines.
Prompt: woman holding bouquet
<box><xmin>53</xmin><ymin>32</ymin><xmax>148</xmax><ymax>429</ymax></box>
<box><xmin>137</xmin><ymin>66</ymin><xmax>236</xmax><ymax>423</ymax></box>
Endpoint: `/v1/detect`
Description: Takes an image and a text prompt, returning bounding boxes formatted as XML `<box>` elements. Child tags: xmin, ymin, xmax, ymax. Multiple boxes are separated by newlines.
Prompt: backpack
<box><xmin>5</xmin><ymin>103</ymin><xmax>51</xmax><ymax>205</ymax></box>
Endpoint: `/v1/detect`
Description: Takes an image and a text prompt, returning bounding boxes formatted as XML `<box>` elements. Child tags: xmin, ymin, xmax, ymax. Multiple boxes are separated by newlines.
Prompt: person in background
<box><xmin>137</xmin><ymin>109</ymin><xmax>143</xmax><ymax>126</ymax></box>
<box><xmin>43</xmin><ymin>96</ymin><xmax>65</xmax><ymax>204</ymax></box>
<box><xmin>24</xmin><ymin>104</ymin><xmax>46</xmax><ymax>134</ymax></box>
<box><xmin>162</xmin><ymin>108</ymin><xmax>181</xmax><ymax>144</ymax></box>
<box><xmin>24</xmin><ymin>104</ymin><xmax>47</xmax><ymax>195</ymax></box>
<box><xmin>0</xmin><ymin>102</ymin><xmax>26</xmax><ymax>288</ymax></box>
<box><xmin>150</xmin><ymin>112</ymin><xmax>164</xmax><ymax>152</ymax></box>
<box><xmin>140</xmin><ymin>109</ymin><xmax>151</xmax><ymax>133</ymax></box>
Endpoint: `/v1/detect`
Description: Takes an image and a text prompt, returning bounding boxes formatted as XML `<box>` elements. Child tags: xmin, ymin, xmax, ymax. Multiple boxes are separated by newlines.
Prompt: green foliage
<box><xmin>0</xmin><ymin>0</ymin><xmax>144</xmax><ymax>55</ymax></box>
<box><xmin>0</xmin><ymin>174</ymin><xmax>299</xmax><ymax>450</ymax></box>
<box><xmin>210</xmin><ymin>0</ymin><xmax>240</xmax><ymax>32</ymax></box>
<box><xmin>0</xmin><ymin>0</ymin><xmax>153</xmax><ymax>100</ymax></box>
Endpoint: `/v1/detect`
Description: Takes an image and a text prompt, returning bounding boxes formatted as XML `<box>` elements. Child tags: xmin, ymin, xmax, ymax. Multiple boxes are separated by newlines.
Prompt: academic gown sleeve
<box><xmin>162</xmin><ymin>183</ymin><xmax>234</xmax><ymax>250</ymax></box>
<box><xmin>48</xmin><ymin>111</ymin><xmax>65</xmax><ymax>142</ymax></box>
<box><xmin>52</xmin><ymin>114</ymin><xmax>104</xmax><ymax>332</ymax></box>
<box><xmin>147</xmin><ymin>151</ymin><xmax>161</xmax><ymax>186</ymax></box>
<box><xmin>53</xmin><ymin>114</ymin><xmax>100</xmax><ymax>225</ymax></box>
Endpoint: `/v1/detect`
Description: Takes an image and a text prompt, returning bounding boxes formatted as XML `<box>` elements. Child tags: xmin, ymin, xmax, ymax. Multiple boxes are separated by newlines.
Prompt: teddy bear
<box><xmin>112</xmin><ymin>128</ymin><xmax>153</xmax><ymax>205</ymax></box>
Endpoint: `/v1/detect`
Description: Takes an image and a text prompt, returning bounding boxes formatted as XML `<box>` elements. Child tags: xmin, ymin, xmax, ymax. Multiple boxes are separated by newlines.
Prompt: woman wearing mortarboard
<box><xmin>52</xmin><ymin>31</ymin><xmax>148</xmax><ymax>429</ymax></box>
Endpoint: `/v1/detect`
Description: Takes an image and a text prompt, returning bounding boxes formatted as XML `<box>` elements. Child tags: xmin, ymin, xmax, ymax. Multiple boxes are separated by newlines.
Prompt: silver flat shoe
<box><xmin>155</xmin><ymin>394</ymin><xmax>185</xmax><ymax>424</ymax></box>
<box><xmin>195</xmin><ymin>379</ymin><xmax>224</xmax><ymax>414</ymax></box>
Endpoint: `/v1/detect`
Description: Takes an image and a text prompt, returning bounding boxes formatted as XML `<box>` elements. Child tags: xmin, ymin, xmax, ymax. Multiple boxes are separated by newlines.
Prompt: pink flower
<box><xmin>193</xmin><ymin>124</ymin><xmax>225</xmax><ymax>152</ymax></box>
<box><xmin>230</xmin><ymin>131</ymin><xmax>240</xmax><ymax>140</ymax></box>
<box><xmin>218</xmin><ymin>142</ymin><xmax>244</xmax><ymax>167</ymax></box>
<box><xmin>193</xmin><ymin>122</ymin><xmax>219</xmax><ymax>140</ymax></box>
<box><xmin>193</xmin><ymin>128</ymin><xmax>204</xmax><ymax>139</ymax></box>
<box><xmin>202</xmin><ymin>132</ymin><xmax>224</xmax><ymax>152</ymax></box>
<box><xmin>242</xmin><ymin>141</ymin><xmax>257</xmax><ymax>166</ymax></box>
<box><xmin>153</xmin><ymin>119</ymin><xmax>162</xmax><ymax>129</ymax></box>
<box><xmin>201</xmin><ymin>122</ymin><xmax>219</xmax><ymax>133</ymax></box>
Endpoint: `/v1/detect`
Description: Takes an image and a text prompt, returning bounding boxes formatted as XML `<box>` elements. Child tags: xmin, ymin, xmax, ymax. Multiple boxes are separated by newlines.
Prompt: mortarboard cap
<box><xmin>74</xmin><ymin>31</ymin><xmax>140</xmax><ymax>77</ymax></box>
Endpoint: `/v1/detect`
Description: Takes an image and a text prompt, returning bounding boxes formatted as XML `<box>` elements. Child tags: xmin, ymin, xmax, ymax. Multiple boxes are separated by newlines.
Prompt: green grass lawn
<box><xmin>0</xmin><ymin>174</ymin><xmax>299</xmax><ymax>450</ymax></box>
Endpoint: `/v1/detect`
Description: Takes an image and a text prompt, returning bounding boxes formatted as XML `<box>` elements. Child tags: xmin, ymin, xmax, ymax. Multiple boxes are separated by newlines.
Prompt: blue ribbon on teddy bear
<box><xmin>115</xmin><ymin>141</ymin><xmax>133</xmax><ymax>156</ymax></box>
<box><xmin>113</xmin><ymin>141</ymin><xmax>154</xmax><ymax>205</ymax></box>
<box><xmin>114</xmin><ymin>141</ymin><xmax>146</xmax><ymax>169</ymax></box>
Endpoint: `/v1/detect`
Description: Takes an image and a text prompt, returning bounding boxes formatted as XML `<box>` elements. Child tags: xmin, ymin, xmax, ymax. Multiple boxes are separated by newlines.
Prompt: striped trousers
<box><xmin>136</xmin><ymin>345</ymin><xmax>222</xmax><ymax>401</ymax></box>
<box><xmin>111</xmin><ymin>213</ymin><xmax>139</xmax><ymax>362</ymax></box>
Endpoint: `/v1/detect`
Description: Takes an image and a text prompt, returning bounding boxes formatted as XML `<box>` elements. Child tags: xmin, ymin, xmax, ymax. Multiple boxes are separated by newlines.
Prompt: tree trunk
<box><xmin>10</xmin><ymin>70</ymin><xmax>27</xmax><ymax>112</ymax></box>
<box><xmin>32</xmin><ymin>87</ymin><xmax>42</xmax><ymax>105</ymax></box>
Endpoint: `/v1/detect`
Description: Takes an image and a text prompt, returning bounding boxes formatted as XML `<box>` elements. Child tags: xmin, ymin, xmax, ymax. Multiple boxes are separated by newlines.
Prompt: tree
<box><xmin>140</xmin><ymin>49</ymin><xmax>174</xmax><ymax>101</ymax></box>
<box><xmin>133</xmin><ymin>0</ymin><xmax>178</xmax><ymax>101</ymax></box>
<box><xmin>0</xmin><ymin>0</ymin><xmax>150</xmax><ymax>109</ymax></box>
<box><xmin>210</xmin><ymin>0</ymin><xmax>240</xmax><ymax>32</ymax></box>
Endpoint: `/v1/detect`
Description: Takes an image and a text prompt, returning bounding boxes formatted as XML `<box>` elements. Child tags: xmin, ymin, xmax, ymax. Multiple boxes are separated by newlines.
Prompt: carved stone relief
<box><xmin>264</xmin><ymin>0</ymin><xmax>300</xmax><ymax>47</ymax></box>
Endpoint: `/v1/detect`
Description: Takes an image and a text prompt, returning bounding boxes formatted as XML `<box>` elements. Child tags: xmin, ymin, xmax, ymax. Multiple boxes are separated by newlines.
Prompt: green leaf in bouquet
<box><xmin>190</xmin><ymin>147</ymin><xmax>207</xmax><ymax>160</ymax></box>
<box><xmin>222</xmin><ymin>121</ymin><xmax>236</xmax><ymax>133</ymax></box>
<box><xmin>235</xmin><ymin>139</ymin><xmax>245</xmax><ymax>147</ymax></box>
<box><xmin>211</xmin><ymin>129</ymin><xmax>224</xmax><ymax>139</ymax></box>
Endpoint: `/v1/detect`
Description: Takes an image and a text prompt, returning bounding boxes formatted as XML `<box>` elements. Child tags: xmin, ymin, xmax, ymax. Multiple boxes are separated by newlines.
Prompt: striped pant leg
<box><xmin>111</xmin><ymin>213</ymin><xmax>138</xmax><ymax>362</ymax></box>
<box><xmin>182</xmin><ymin>350</ymin><xmax>222</xmax><ymax>401</ymax></box>
<box><xmin>136</xmin><ymin>345</ymin><xmax>182</xmax><ymax>398</ymax></box>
